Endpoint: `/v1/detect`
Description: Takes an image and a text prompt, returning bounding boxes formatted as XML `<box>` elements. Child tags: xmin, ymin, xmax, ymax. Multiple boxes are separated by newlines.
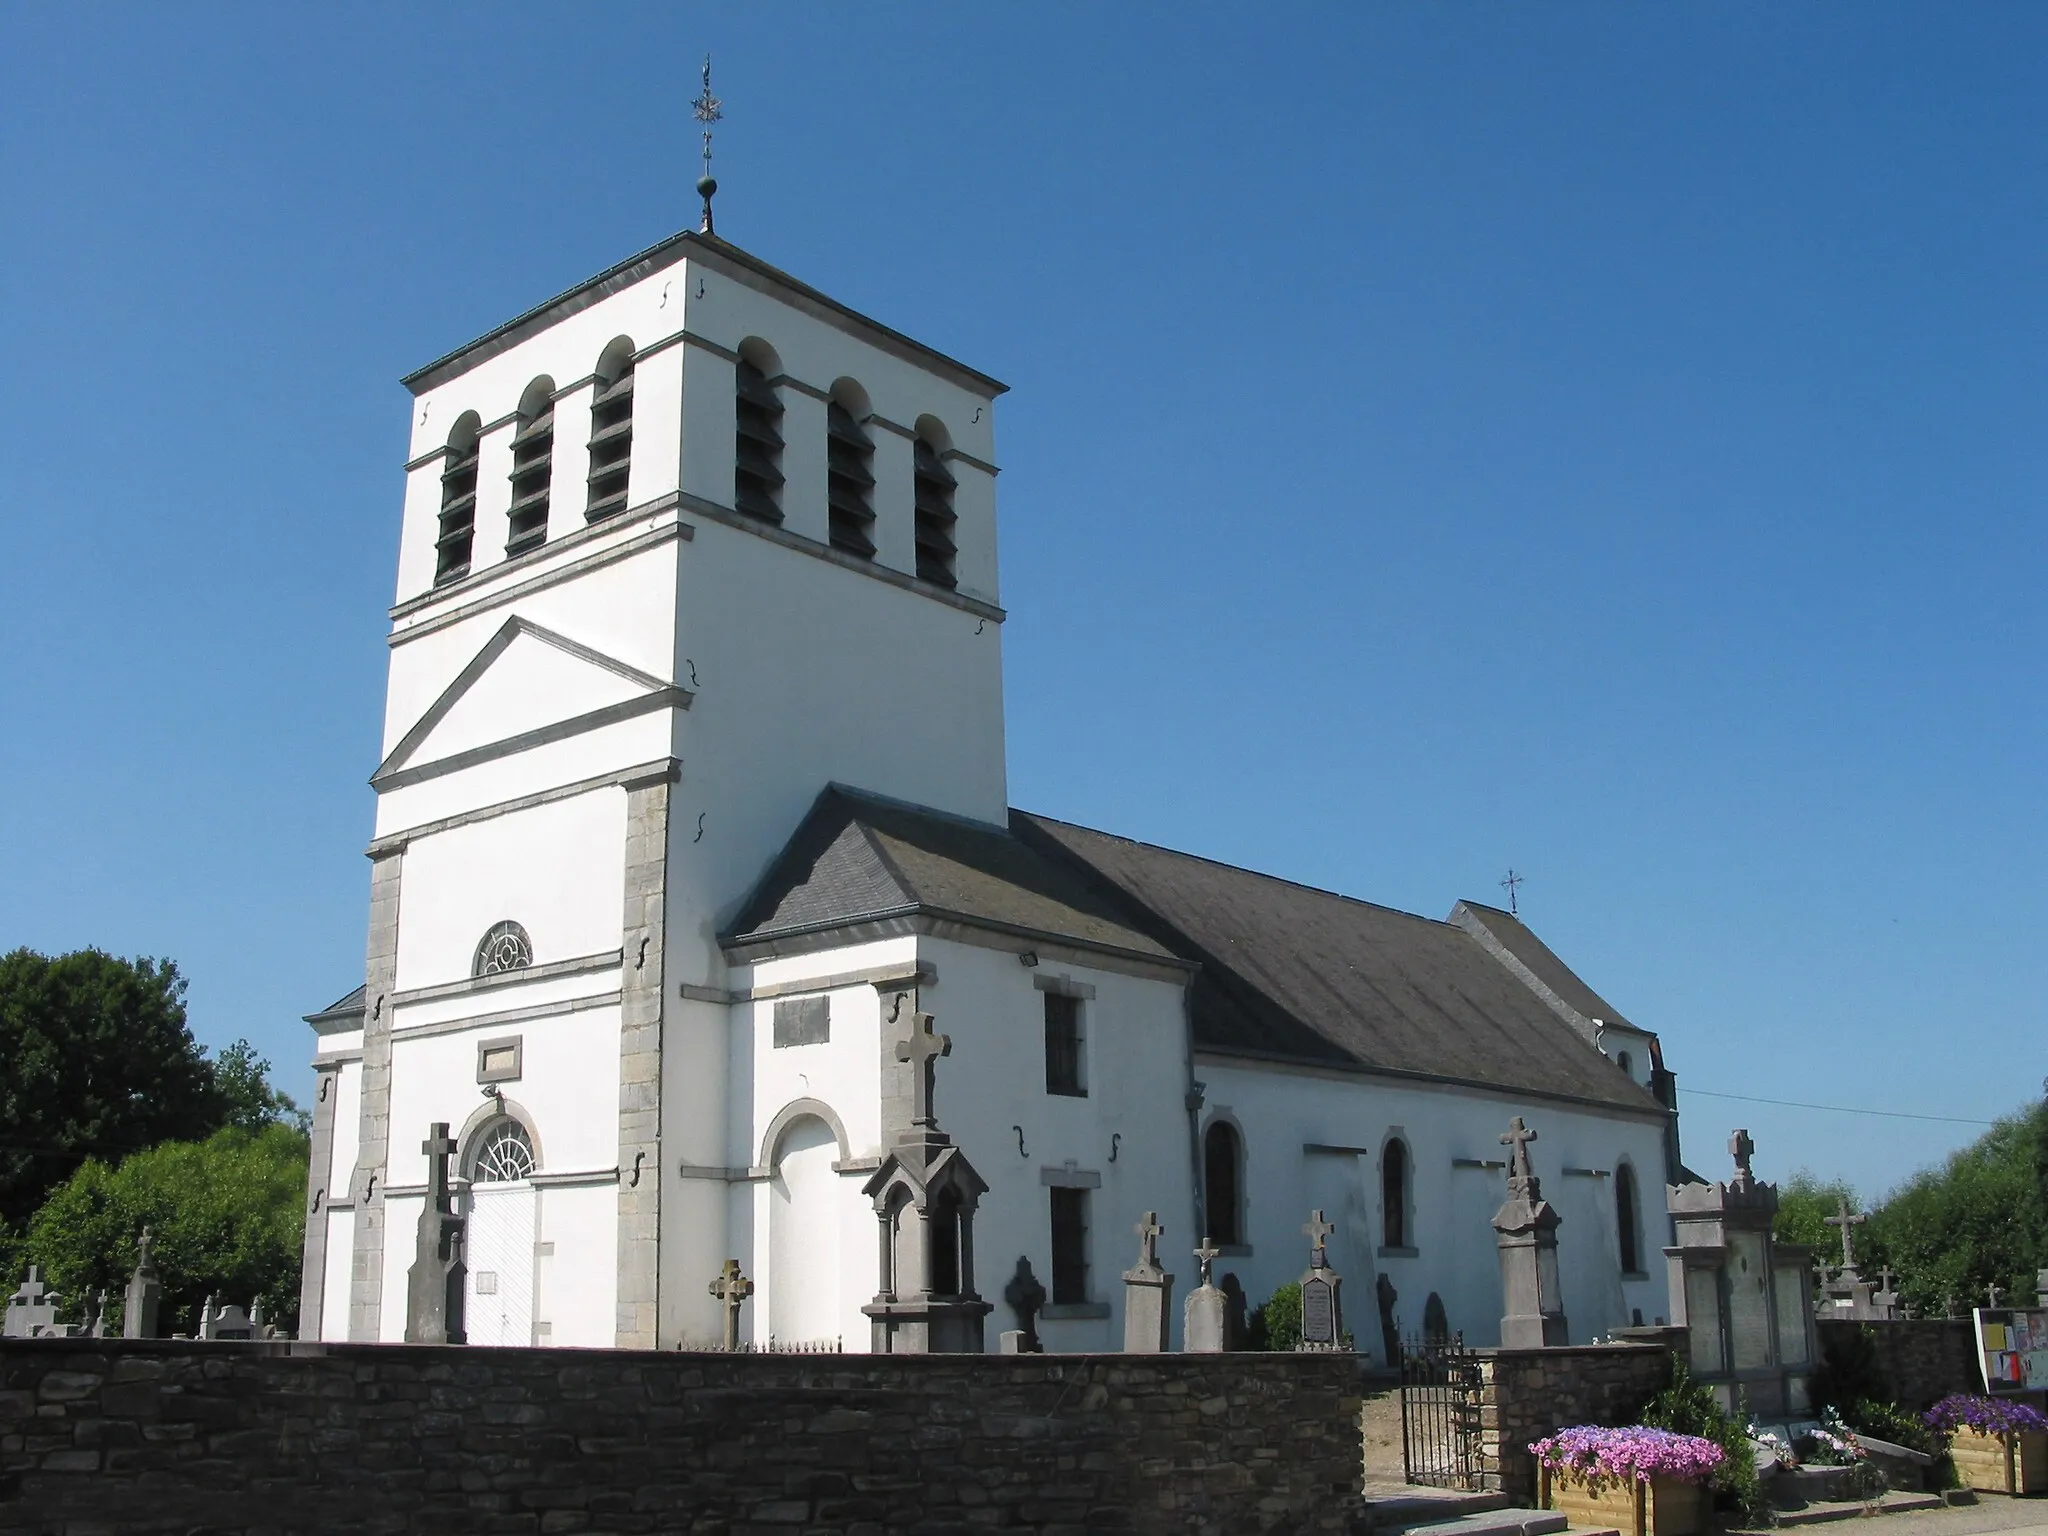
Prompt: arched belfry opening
<box><xmin>861</xmin><ymin>996</ymin><xmax>992</xmax><ymax>1353</ymax></box>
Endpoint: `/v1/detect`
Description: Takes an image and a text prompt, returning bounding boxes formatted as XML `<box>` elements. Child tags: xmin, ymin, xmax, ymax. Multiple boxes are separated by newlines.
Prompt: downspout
<box><xmin>1181</xmin><ymin>974</ymin><xmax>1206</xmax><ymax>1258</ymax></box>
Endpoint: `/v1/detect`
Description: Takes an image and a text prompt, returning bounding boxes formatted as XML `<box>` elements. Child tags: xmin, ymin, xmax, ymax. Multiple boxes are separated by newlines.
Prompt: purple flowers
<box><xmin>1531</xmin><ymin>1425</ymin><xmax>1728</xmax><ymax>1488</ymax></box>
<box><xmin>1923</xmin><ymin>1395</ymin><xmax>2048</xmax><ymax>1438</ymax></box>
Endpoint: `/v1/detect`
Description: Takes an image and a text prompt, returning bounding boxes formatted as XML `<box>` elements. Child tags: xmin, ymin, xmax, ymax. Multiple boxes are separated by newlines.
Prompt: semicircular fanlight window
<box><xmin>473</xmin><ymin>1121</ymin><xmax>536</xmax><ymax>1183</ymax></box>
<box><xmin>473</xmin><ymin>921</ymin><xmax>532</xmax><ymax>977</ymax></box>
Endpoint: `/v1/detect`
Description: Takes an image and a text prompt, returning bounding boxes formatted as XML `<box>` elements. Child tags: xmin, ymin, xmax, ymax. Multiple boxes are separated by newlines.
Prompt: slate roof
<box><xmin>723</xmin><ymin>787</ymin><xmax>1178</xmax><ymax>966</ymax></box>
<box><xmin>1452</xmin><ymin>900</ymin><xmax>1644</xmax><ymax>1036</ymax></box>
<box><xmin>305</xmin><ymin>985</ymin><xmax>366</xmax><ymax>1029</ymax></box>
<box><xmin>1013</xmin><ymin>814</ymin><xmax>1664</xmax><ymax>1115</ymax></box>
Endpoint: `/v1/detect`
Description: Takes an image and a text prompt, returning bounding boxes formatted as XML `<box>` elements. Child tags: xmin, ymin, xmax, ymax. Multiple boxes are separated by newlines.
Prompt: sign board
<box><xmin>1973</xmin><ymin>1309</ymin><xmax>2048</xmax><ymax>1394</ymax></box>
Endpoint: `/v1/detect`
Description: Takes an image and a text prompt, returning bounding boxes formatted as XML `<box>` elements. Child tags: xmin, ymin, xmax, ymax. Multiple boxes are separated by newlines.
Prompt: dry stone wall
<box><xmin>0</xmin><ymin>1338</ymin><xmax>1363</xmax><ymax>1535</ymax></box>
<box><xmin>1476</xmin><ymin>1343</ymin><xmax>1672</xmax><ymax>1500</ymax></box>
<box><xmin>1815</xmin><ymin>1319</ymin><xmax>1980</xmax><ymax>1412</ymax></box>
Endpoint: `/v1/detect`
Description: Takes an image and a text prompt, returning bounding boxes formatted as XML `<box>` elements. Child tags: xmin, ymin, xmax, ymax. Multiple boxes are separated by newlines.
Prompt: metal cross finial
<box><xmin>708</xmin><ymin>1258</ymin><xmax>753</xmax><ymax>1350</ymax></box>
<box><xmin>692</xmin><ymin>55</ymin><xmax>723</xmax><ymax>234</ymax></box>
<box><xmin>1194</xmin><ymin>1238</ymin><xmax>1220</xmax><ymax>1287</ymax></box>
<box><xmin>895</xmin><ymin>1009</ymin><xmax>952</xmax><ymax>1130</ymax></box>
<box><xmin>1500</xmin><ymin>869</ymin><xmax>1524</xmax><ymax>916</ymax></box>
<box><xmin>1824</xmin><ymin>1194</ymin><xmax>1868</xmax><ymax>1270</ymax></box>
<box><xmin>1728</xmin><ymin>1128</ymin><xmax>1756</xmax><ymax>1185</ymax></box>
<box><xmin>1500</xmin><ymin>1117</ymin><xmax>1539</xmax><ymax>1184</ymax></box>
<box><xmin>1134</xmin><ymin>1211</ymin><xmax>1164</xmax><ymax>1271</ymax></box>
<box><xmin>1304</xmin><ymin>1209</ymin><xmax>1335</xmax><ymax>1262</ymax></box>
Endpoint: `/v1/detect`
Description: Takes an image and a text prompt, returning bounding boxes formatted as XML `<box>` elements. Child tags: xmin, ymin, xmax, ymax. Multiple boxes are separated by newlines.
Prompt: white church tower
<box><xmin>299</xmin><ymin>178</ymin><xmax>1011</xmax><ymax>1347</ymax></box>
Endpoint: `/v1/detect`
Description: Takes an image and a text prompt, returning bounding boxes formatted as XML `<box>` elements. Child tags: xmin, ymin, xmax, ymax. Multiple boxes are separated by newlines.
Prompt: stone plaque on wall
<box><xmin>773</xmin><ymin>997</ymin><xmax>829</xmax><ymax>1048</ymax></box>
<box><xmin>1773</xmin><ymin>1265</ymin><xmax>1811</xmax><ymax>1367</ymax></box>
<box><xmin>1686</xmin><ymin>1268</ymin><xmax>1724</xmax><ymax>1375</ymax></box>
<box><xmin>1727</xmin><ymin>1230</ymin><xmax>1773</xmax><ymax>1371</ymax></box>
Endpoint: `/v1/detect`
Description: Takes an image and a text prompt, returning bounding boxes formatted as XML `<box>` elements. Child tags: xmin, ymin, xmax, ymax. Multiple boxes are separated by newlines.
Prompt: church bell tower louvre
<box><xmin>298</xmin><ymin>139</ymin><xmax>1015</xmax><ymax>1349</ymax></box>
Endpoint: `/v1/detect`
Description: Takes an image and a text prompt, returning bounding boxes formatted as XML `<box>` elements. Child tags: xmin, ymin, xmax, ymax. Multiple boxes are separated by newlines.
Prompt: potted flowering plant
<box><xmin>1532</xmin><ymin>1425</ymin><xmax>1726</xmax><ymax>1536</ymax></box>
<box><xmin>1923</xmin><ymin>1395</ymin><xmax>2048</xmax><ymax>1495</ymax></box>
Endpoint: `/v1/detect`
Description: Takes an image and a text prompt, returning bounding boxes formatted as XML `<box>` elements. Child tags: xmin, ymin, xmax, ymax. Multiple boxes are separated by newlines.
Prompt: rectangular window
<box><xmin>1044</xmin><ymin>992</ymin><xmax>1084</xmax><ymax>1096</ymax></box>
<box><xmin>1049</xmin><ymin>1186</ymin><xmax>1089</xmax><ymax>1304</ymax></box>
<box><xmin>772</xmin><ymin>996</ymin><xmax>829</xmax><ymax>1048</ymax></box>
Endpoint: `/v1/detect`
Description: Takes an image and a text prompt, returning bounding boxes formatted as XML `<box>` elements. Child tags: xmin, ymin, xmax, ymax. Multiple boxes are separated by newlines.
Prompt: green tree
<box><xmin>26</xmin><ymin>1124</ymin><xmax>308</xmax><ymax>1335</ymax></box>
<box><xmin>1775</xmin><ymin>1170</ymin><xmax>1860</xmax><ymax>1255</ymax></box>
<box><xmin>0</xmin><ymin>949</ymin><xmax>305</xmax><ymax>1250</ymax></box>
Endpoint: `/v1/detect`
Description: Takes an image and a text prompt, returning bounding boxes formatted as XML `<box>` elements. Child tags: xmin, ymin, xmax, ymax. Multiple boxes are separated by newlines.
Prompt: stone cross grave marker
<box><xmin>1194</xmin><ymin>1239</ymin><xmax>1219</xmax><ymax>1288</ymax></box>
<box><xmin>124</xmin><ymin>1225</ymin><xmax>161</xmax><ymax>1339</ymax></box>
<box><xmin>1729</xmin><ymin>1128</ymin><xmax>1757</xmax><ymax>1188</ymax></box>
<box><xmin>1987</xmin><ymin>1282</ymin><xmax>2003</xmax><ymax>1308</ymax></box>
<box><xmin>406</xmin><ymin>1121</ymin><xmax>466</xmax><ymax>1345</ymax></box>
<box><xmin>1299</xmin><ymin>1209</ymin><xmax>1344</xmax><ymax>1348</ymax></box>
<box><xmin>4</xmin><ymin>1268</ymin><xmax>62</xmax><ymax>1338</ymax></box>
<box><xmin>1001</xmin><ymin>1255</ymin><xmax>1045</xmax><ymax>1353</ymax></box>
<box><xmin>709</xmin><ymin>1258</ymin><xmax>753</xmax><ymax>1351</ymax></box>
<box><xmin>1824</xmin><ymin>1195</ymin><xmax>1868</xmax><ymax>1272</ymax></box>
<box><xmin>895</xmin><ymin>1011</ymin><xmax>951</xmax><ymax>1132</ymax></box>
<box><xmin>1121</xmin><ymin>1210</ymin><xmax>1173</xmax><ymax>1353</ymax></box>
<box><xmin>1185</xmin><ymin>1239</ymin><xmax>1228</xmax><ymax>1353</ymax></box>
<box><xmin>1501</xmin><ymin>1118</ymin><xmax>1539</xmax><ymax>1189</ymax></box>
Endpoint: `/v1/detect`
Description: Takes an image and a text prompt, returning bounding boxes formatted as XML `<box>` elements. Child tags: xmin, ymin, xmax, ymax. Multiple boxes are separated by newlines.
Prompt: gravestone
<box><xmin>83</xmin><ymin>1289</ymin><xmax>111</xmax><ymax>1339</ymax></box>
<box><xmin>708</xmin><ymin>1259</ymin><xmax>753</xmax><ymax>1350</ymax></box>
<box><xmin>1185</xmin><ymin>1240</ymin><xmax>1228</xmax><ymax>1353</ymax></box>
<box><xmin>1665</xmin><ymin>1128</ymin><xmax>1816</xmax><ymax>1415</ymax></box>
<box><xmin>200</xmin><ymin>1297</ymin><xmax>256</xmax><ymax>1341</ymax></box>
<box><xmin>1817</xmin><ymin>1194</ymin><xmax>1891</xmax><ymax>1319</ymax></box>
<box><xmin>1492</xmin><ymin>1118</ymin><xmax>1568</xmax><ymax>1347</ymax></box>
<box><xmin>3</xmin><ymin>1268</ymin><xmax>62</xmax><ymax>1339</ymax></box>
<box><xmin>1298</xmin><ymin>1210</ymin><xmax>1346</xmax><ymax>1350</ymax></box>
<box><xmin>405</xmin><ymin>1122</ymin><xmax>467</xmax><ymax>1345</ymax></box>
<box><xmin>1001</xmin><ymin>1255</ymin><xmax>1045</xmax><ymax>1353</ymax></box>
<box><xmin>860</xmin><ymin>999</ymin><xmax>993</xmax><ymax>1353</ymax></box>
<box><xmin>1121</xmin><ymin>1211</ymin><xmax>1174</xmax><ymax>1352</ymax></box>
<box><xmin>123</xmin><ymin>1226</ymin><xmax>162</xmax><ymax>1339</ymax></box>
<box><xmin>1423</xmin><ymin>1292</ymin><xmax>1449</xmax><ymax>1344</ymax></box>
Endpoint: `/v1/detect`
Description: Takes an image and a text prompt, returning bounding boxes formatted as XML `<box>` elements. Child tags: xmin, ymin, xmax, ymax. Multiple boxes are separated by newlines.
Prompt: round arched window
<box><xmin>473</xmin><ymin>921</ymin><xmax>532</xmax><ymax>977</ymax></box>
<box><xmin>472</xmin><ymin>1121</ymin><xmax>536</xmax><ymax>1183</ymax></box>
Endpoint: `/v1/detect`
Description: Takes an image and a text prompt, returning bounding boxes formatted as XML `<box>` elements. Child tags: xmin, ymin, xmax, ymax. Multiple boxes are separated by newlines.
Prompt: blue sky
<box><xmin>2</xmin><ymin>6</ymin><xmax>2040</xmax><ymax>1200</ymax></box>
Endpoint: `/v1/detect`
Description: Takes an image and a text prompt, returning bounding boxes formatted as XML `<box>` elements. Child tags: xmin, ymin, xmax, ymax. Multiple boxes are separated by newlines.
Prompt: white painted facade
<box><xmin>301</xmin><ymin>226</ymin><xmax>1684</xmax><ymax>1356</ymax></box>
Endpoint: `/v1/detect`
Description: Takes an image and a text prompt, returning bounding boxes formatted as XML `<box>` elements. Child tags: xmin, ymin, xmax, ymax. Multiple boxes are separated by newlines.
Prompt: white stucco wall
<box><xmin>1196</xmin><ymin>1058</ymin><xmax>1672</xmax><ymax>1358</ymax></box>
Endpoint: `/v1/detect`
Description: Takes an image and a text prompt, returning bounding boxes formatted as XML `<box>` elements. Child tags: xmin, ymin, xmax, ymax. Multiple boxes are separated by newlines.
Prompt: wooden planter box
<box><xmin>1948</xmin><ymin>1425</ymin><xmax>2048</xmax><ymax>1496</ymax></box>
<box><xmin>1539</xmin><ymin>1466</ymin><xmax>1705</xmax><ymax>1536</ymax></box>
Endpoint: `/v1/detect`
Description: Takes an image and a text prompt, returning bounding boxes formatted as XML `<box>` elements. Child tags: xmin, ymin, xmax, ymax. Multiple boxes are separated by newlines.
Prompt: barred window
<box><xmin>473</xmin><ymin>920</ymin><xmax>532</xmax><ymax>977</ymax></box>
<box><xmin>585</xmin><ymin>339</ymin><xmax>635</xmax><ymax>523</ymax></box>
<box><xmin>826</xmin><ymin>396</ymin><xmax>877</xmax><ymax>559</ymax></box>
<box><xmin>434</xmin><ymin>414</ymin><xmax>481</xmax><ymax>586</ymax></box>
<box><xmin>913</xmin><ymin>436</ymin><xmax>958</xmax><ymax>589</ymax></box>
<box><xmin>507</xmin><ymin>377</ymin><xmax>554</xmax><ymax>557</ymax></box>
<box><xmin>472</xmin><ymin>1121</ymin><xmax>536</xmax><ymax>1183</ymax></box>
<box><xmin>1043</xmin><ymin>992</ymin><xmax>1084</xmax><ymax>1097</ymax></box>
<box><xmin>734</xmin><ymin>356</ymin><xmax>784</xmax><ymax>523</ymax></box>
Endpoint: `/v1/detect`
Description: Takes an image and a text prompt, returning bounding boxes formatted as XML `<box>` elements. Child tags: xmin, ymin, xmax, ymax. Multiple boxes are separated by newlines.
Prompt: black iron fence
<box><xmin>1399</xmin><ymin>1332</ymin><xmax>1483</xmax><ymax>1489</ymax></box>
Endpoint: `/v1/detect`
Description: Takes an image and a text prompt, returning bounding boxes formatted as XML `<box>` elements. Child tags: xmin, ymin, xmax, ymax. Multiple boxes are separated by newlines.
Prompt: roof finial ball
<box><xmin>693</xmin><ymin>54</ymin><xmax>724</xmax><ymax>236</ymax></box>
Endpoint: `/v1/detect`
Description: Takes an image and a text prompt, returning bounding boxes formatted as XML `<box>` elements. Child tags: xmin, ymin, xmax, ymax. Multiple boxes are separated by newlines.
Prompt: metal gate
<box><xmin>1400</xmin><ymin>1332</ymin><xmax>1483</xmax><ymax>1489</ymax></box>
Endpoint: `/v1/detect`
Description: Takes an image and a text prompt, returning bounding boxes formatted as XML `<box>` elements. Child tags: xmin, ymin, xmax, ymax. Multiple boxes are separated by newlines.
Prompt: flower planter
<box><xmin>1948</xmin><ymin>1425</ymin><xmax>2048</xmax><ymax>1496</ymax></box>
<box><xmin>1540</xmin><ymin>1467</ymin><xmax>1705</xmax><ymax>1536</ymax></box>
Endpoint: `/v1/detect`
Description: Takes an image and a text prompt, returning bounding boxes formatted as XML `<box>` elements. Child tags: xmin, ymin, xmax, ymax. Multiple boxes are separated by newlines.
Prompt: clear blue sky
<box><xmin>3</xmin><ymin>6</ymin><xmax>2041</xmax><ymax>1201</ymax></box>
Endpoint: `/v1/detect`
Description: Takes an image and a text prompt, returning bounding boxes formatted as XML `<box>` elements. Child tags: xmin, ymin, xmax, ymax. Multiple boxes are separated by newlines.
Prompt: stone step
<box><xmin>1363</xmin><ymin>1491</ymin><xmax>1513</xmax><ymax>1531</ymax></box>
<box><xmin>1390</xmin><ymin>1508</ymin><xmax>1572</xmax><ymax>1536</ymax></box>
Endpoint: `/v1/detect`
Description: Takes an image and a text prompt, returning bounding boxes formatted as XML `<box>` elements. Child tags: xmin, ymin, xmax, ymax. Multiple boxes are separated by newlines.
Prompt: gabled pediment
<box><xmin>373</xmin><ymin>617</ymin><xmax>690</xmax><ymax>790</ymax></box>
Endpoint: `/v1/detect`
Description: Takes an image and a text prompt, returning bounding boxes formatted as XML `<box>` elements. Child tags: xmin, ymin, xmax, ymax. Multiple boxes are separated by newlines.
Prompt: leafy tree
<box><xmin>1775</xmin><ymin>1170</ymin><xmax>1860</xmax><ymax>1255</ymax></box>
<box><xmin>0</xmin><ymin>949</ymin><xmax>305</xmax><ymax>1234</ymax></box>
<box><xmin>26</xmin><ymin>1124</ymin><xmax>308</xmax><ymax>1335</ymax></box>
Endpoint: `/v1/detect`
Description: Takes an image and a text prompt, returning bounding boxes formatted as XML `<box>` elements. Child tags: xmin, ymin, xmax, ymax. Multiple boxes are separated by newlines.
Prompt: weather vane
<box><xmin>693</xmin><ymin>54</ymin><xmax>723</xmax><ymax>235</ymax></box>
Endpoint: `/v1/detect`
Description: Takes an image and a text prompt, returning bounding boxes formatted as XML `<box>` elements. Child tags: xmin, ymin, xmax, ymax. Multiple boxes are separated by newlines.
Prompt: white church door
<box><xmin>464</xmin><ymin>1121</ymin><xmax>538</xmax><ymax>1347</ymax></box>
<box><xmin>769</xmin><ymin>1117</ymin><xmax>841</xmax><ymax>1347</ymax></box>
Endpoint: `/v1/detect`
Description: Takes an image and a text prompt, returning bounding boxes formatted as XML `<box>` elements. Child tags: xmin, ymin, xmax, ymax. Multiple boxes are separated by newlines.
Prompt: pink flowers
<box><xmin>1531</xmin><ymin>1425</ymin><xmax>1728</xmax><ymax>1488</ymax></box>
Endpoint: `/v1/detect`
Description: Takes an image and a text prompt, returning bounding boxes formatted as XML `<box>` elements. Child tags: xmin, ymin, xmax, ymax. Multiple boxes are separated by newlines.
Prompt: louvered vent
<box><xmin>506</xmin><ymin>400</ymin><xmax>553</xmax><ymax>556</ymax></box>
<box><xmin>826</xmin><ymin>402</ymin><xmax>877</xmax><ymax>559</ymax></box>
<box><xmin>734</xmin><ymin>360</ymin><xmax>784</xmax><ymax>523</ymax></box>
<box><xmin>434</xmin><ymin>438</ymin><xmax>480</xmax><ymax>585</ymax></box>
<box><xmin>913</xmin><ymin>438</ymin><xmax>958</xmax><ymax>588</ymax></box>
<box><xmin>585</xmin><ymin>363</ymin><xmax>634</xmax><ymax>523</ymax></box>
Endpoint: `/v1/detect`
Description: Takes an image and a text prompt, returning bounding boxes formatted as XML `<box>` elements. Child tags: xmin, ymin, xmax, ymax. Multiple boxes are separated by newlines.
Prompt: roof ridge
<box><xmin>1016</xmin><ymin>810</ymin><xmax>1463</xmax><ymax>931</ymax></box>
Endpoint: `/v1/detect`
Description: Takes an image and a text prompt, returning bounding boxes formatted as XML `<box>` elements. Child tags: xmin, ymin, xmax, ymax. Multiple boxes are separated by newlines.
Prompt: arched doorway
<box><xmin>464</xmin><ymin>1118</ymin><xmax>538</xmax><ymax>1347</ymax></box>
<box><xmin>769</xmin><ymin>1116</ymin><xmax>841</xmax><ymax>1345</ymax></box>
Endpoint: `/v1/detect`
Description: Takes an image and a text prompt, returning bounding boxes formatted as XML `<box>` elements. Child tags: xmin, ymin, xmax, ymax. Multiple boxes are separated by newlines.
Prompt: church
<box><xmin>299</xmin><ymin>192</ymin><xmax>1686</xmax><ymax>1358</ymax></box>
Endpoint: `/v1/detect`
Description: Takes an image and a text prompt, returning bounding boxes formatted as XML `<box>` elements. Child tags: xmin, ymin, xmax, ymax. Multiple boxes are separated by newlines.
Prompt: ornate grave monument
<box><xmin>1665</xmin><ymin>1128</ymin><xmax>1817</xmax><ymax>1415</ymax></box>
<box><xmin>1122</xmin><ymin>1212</ymin><xmax>1175</xmax><ymax>1352</ymax></box>
<box><xmin>861</xmin><ymin>1002</ymin><xmax>993</xmax><ymax>1352</ymax></box>
<box><xmin>1299</xmin><ymin>1210</ymin><xmax>1347</xmax><ymax>1350</ymax></box>
<box><xmin>405</xmin><ymin>1121</ymin><xmax>467</xmax><ymax>1345</ymax></box>
<box><xmin>1817</xmin><ymin>1195</ymin><xmax>1894</xmax><ymax>1319</ymax></box>
<box><xmin>1492</xmin><ymin>1117</ymin><xmax>1568</xmax><ymax>1347</ymax></box>
<box><xmin>123</xmin><ymin>1226</ymin><xmax>161</xmax><ymax>1339</ymax></box>
<box><xmin>1185</xmin><ymin>1240</ymin><xmax>1228</xmax><ymax>1353</ymax></box>
<box><xmin>1001</xmin><ymin>1256</ymin><xmax>1045</xmax><ymax>1353</ymax></box>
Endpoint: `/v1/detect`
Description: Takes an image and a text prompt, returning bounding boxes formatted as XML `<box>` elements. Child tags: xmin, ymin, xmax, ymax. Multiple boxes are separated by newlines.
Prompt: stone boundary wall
<box><xmin>0</xmin><ymin>1338</ymin><xmax>1363</xmax><ymax>1535</ymax></box>
<box><xmin>1476</xmin><ymin>1343</ymin><xmax>1672</xmax><ymax>1500</ymax></box>
<box><xmin>1816</xmin><ymin>1319</ymin><xmax>1980</xmax><ymax>1412</ymax></box>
